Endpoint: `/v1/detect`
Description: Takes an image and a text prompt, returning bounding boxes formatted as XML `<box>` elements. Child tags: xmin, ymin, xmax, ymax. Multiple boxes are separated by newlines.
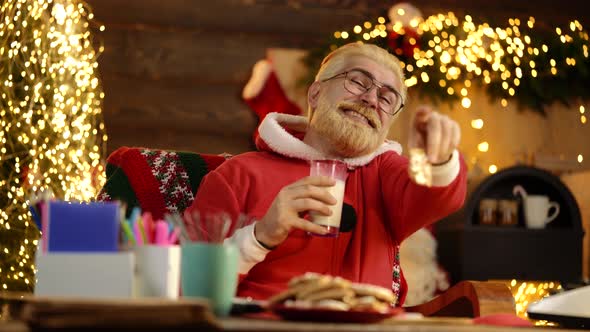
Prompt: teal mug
<box><xmin>180</xmin><ymin>242</ymin><xmax>239</xmax><ymax>316</ymax></box>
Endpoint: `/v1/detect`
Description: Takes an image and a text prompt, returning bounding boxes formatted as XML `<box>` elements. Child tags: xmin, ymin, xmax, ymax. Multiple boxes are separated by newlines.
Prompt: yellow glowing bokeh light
<box><xmin>489</xmin><ymin>165</ymin><xmax>498</xmax><ymax>173</ymax></box>
<box><xmin>508</xmin><ymin>280</ymin><xmax>561</xmax><ymax>325</ymax></box>
<box><xmin>461</xmin><ymin>97</ymin><xmax>471</xmax><ymax>108</ymax></box>
<box><xmin>478</xmin><ymin>141</ymin><xmax>489</xmax><ymax>152</ymax></box>
<box><xmin>471</xmin><ymin>119</ymin><xmax>484</xmax><ymax>129</ymax></box>
<box><xmin>578</xmin><ymin>154</ymin><xmax>584</xmax><ymax>163</ymax></box>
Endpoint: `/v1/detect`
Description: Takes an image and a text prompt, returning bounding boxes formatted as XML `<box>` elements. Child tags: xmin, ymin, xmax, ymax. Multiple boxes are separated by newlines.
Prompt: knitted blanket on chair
<box><xmin>97</xmin><ymin>146</ymin><xmax>228</xmax><ymax>220</ymax></box>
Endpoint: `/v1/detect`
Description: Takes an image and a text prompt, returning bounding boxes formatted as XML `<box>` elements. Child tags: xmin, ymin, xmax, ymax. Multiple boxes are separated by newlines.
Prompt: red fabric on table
<box><xmin>473</xmin><ymin>313</ymin><xmax>534</xmax><ymax>327</ymax></box>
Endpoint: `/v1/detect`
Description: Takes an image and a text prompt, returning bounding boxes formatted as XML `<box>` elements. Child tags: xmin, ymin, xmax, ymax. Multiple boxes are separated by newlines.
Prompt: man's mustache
<box><xmin>337</xmin><ymin>102</ymin><xmax>381</xmax><ymax>129</ymax></box>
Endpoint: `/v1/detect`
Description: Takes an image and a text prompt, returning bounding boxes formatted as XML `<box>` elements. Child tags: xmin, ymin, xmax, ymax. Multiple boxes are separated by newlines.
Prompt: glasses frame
<box><xmin>322</xmin><ymin>69</ymin><xmax>405</xmax><ymax>116</ymax></box>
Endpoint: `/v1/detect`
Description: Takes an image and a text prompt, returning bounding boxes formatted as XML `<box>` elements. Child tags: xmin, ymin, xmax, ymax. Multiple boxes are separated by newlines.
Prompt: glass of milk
<box><xmin>308</xmin><ymin>160</ymin><xmax>348</xmax><ymax>237</ymax></box>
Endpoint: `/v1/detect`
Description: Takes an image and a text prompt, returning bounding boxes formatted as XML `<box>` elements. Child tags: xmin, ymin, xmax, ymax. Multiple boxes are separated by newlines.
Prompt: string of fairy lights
<box><xmin>0</xmin><ymin>0</ymin><xmax>106</xmax><ymax>291</ymax></box>
<box><xmin>507</xmin><ymin>280</ymin><xmax>562</xmax><ymax>325</ymax></box>
<box><xmin>305</xmin><ymin>4</ymin><xmax>589</xmax><ymax>174</ymax></box>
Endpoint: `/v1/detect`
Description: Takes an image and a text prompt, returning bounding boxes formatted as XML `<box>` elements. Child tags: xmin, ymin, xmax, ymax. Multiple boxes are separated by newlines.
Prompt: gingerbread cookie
<box><xmin>408</xmin><ymin>148</ymin><xmax>432</xmax><ymax>187</ymax></box>
<box><xmin>269</xmin><ymin>273</ymin><xmax>398</xmax><ymax>313</ymax></box>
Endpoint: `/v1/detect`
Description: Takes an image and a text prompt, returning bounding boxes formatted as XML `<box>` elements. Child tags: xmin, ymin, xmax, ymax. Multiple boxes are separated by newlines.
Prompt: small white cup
<box><xmin>523</xmin><ymin>195</ymin><xmax>560</xmax><ymax>229</ymax></box>
<box><xmin>134</xmin><ymin>245</ymin><xmax>181</xmax><ymax>298</ymax></box>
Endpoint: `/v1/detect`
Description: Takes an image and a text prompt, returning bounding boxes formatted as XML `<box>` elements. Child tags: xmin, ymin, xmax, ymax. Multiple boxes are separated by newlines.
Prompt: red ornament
<box><xmin>387</xmin><ymin>28</ymin><xmax>420</xmax><ymax>58</ymax></box>
<box><xmin>19</xmin><ymin>165</ymin><xmax>30</xmax><ymax>190</ymax></box>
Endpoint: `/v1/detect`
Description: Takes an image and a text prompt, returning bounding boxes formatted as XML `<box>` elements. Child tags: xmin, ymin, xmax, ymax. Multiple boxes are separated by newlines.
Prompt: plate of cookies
<box><xmin>268</xmin><ymin>273</ymin><xmax>404</xmax><ymax>323</ymax></box>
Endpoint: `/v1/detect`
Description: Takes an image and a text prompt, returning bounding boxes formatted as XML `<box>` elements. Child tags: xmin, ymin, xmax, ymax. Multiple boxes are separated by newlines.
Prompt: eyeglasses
<box><xmin>322</xmin><ymin>69</ymin><xmax>405</xmax><ymax>116</ymax></box>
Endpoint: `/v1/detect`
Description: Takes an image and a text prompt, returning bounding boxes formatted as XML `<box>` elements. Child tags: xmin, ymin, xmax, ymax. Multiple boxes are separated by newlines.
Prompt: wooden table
<box><xmin>220</xmin><ymin>316</ymin><xmax>583</xmax><ymax>332</ymax></box>
<box><xmin>0</xmin><ymin>291</ymin><xmax>586</xmax><ymax>332</ymax></box>
<box><xmin>0</xmin><ymin>314</ymin><xmax>587</xmax><ymax>332</ymax></box>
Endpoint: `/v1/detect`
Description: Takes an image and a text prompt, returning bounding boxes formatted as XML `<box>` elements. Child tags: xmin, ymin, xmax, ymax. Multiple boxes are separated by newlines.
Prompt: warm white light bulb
<box><xmin>478</xmin><ymin>141</ymin><xmax>489</xmax><ymax>152</ymax></box>
<box><xmin>471</xmin><ymin>119</ymin><xmax>484</xmax><ymax>129</ymax></box>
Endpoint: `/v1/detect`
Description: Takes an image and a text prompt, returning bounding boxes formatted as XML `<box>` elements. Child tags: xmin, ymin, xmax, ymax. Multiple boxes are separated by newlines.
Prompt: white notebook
<box><xmin>527</xmin><ymin>285</ymin><xmax>590</xmax><ymax>328</ymax></box>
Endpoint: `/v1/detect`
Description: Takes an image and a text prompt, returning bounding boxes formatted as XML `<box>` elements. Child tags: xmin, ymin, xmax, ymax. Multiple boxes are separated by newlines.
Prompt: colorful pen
<box><xmin>168</xmin><ymin>227</ymin><xmax>180</xmax><ymax>245</ymax></box>
<box><xmin>120</xmin><ymin>219</ymin><xmax>136</xmax><ymax>245</ymax></box>
<box><xmin>133</xmin><ymin>219</ymin><xmax>143</xmax><ymax>245</ymax></box>
<box><xmin>154</xmin><ymin>220</ymin><xmax>169</xmax><ymax>245</ymax></box>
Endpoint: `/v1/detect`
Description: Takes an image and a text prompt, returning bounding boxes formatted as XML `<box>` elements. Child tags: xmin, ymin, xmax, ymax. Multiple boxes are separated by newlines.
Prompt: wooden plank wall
<box><xmin>86</xmin><ymin>0</ymin><xmax>589</xmax><ymax>156</ymax></box>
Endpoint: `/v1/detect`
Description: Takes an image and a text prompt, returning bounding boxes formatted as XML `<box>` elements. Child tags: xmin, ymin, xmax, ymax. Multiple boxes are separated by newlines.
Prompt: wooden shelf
<box><xmin>436</xmin><ymin>165</ymin><xmax>584</xmax><ymax>284</ymax></box>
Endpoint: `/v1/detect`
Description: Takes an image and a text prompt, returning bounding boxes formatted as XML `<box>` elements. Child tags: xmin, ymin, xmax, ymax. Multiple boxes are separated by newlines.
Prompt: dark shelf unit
<box><xmin>436</xmin><ymin>166</ymin><xmax>584</xmax><ymax>283</ymax></box>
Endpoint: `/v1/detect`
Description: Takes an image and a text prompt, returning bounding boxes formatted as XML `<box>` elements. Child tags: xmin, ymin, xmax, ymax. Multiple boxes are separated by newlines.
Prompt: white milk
<box><xmin>310</xmin><ymin>180</ymin><xmax>345</xmax><ymax>228</ymax></box>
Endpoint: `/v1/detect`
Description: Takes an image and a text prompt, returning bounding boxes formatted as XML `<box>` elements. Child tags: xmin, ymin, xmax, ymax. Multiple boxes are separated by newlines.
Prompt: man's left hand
<box><xmin>407</xmin><ymin>105</ymin><xmax>461</xmax><ymax>164</ymax></box>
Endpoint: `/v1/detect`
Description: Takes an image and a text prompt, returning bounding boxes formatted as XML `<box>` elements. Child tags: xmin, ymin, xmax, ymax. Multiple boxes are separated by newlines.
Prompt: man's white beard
<box><xmin>309</xmin><ymin>95</ymin><xmax>387</xmax><ymax>158</ymax></box>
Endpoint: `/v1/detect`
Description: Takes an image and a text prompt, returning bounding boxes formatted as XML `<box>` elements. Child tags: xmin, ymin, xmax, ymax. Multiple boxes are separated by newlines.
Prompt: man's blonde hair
<box><xmin>315</xmin><ymin>42</ymin><xmax>407</xmax><ymax>101</ymax></box>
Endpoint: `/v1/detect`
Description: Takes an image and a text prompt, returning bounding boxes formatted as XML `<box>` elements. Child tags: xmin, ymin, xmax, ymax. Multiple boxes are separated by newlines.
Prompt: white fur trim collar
<box><xmin>258</xmin><ymin>112</ymin><xmax>403</xmax><ymax>169</ymax></box>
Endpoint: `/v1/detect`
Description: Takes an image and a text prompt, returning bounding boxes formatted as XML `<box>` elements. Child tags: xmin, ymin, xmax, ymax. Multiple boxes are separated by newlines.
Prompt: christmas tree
<box><xmin>0</xmin><ymin>0</ymin><xmax>106</xmax><ymax>291</ymax></box>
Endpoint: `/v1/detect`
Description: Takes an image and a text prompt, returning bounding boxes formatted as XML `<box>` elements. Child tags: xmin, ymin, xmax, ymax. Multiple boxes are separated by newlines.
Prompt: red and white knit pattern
<box><xmin>96</xmin><ymin>190</ymin><xmax>110</xmax><ymax>202</ymax></box>
<box><xmin>141</xmin><ymin>150</ymin><xmax>193</xmax><ymax>215</ymax></box>
<box><xmin>392</xmin><ymin>244</ymin><xmax>402</xmax><ymax>305</ymax></box>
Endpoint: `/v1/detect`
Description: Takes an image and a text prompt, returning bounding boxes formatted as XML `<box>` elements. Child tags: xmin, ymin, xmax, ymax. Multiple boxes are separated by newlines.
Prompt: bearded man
<box><xmin>187</xmin><ymin>42</ymin><xmax>467</xmax><ymax>305</ymax></box>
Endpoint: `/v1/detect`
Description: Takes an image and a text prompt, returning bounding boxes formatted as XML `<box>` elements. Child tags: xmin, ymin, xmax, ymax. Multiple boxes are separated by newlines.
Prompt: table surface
<box><xmin>220</xmin><ymin>316</ymin><xmax>582</xmax><ymax>332</ymax></box>
<box><xmin>0</xmin><ymin>292</ymin><xmax>585</xmax><ymax>332</ymax></box>
<box><xmin>0</xmin><ymin>315</ymin><xmax>583</xmax><ymax>332</ymax></box>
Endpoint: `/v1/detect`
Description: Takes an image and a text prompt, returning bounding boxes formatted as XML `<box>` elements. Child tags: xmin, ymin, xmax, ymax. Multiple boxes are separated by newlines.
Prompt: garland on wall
<box><xmin>303</xmin><ymin>3</ymin><xmax>590</xmax><ymax>115</ymax></box>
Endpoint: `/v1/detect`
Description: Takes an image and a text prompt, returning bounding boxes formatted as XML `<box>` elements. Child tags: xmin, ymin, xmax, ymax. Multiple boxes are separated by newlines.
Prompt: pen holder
<box><xmin>180</xmin><ymin>242</ymin><xmax>239</xmax><ymax>316</ymax></box>
<box><xmin>134</xmin><ymin>245</ymin><xmax>181</xmax><ymax>299</ymax></box>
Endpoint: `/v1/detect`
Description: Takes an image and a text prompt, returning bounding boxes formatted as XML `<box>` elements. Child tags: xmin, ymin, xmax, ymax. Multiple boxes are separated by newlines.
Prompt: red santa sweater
<box><xmin>187</xmin><ymin>112</ymin><xmax>467</xmax><ymax>305</ymax></box>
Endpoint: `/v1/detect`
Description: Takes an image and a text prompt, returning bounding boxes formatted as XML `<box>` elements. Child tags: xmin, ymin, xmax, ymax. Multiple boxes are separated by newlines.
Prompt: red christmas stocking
<box><xmin>242</xmin><ymin>59</ymin><xmax>302</xmax><ymax>144</ymax></box>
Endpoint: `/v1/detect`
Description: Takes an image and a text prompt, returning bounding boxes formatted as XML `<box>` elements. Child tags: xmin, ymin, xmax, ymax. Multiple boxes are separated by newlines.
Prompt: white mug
<box><xmin>522</xmin><ymin>195</ymin><xmax>560</xmax><ymax>229</ymax></box>
<box><xmin>513</xmin><ymin>184</ymin><xmax>560</xmax><ymax>229</ymax></box>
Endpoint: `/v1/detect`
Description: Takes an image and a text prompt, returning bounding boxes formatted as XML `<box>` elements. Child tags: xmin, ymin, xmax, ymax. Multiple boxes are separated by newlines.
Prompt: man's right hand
<box><xmin>254</xmin><ymin>176</ymin><xmax>337</xmax><ymax>249</ymax></box>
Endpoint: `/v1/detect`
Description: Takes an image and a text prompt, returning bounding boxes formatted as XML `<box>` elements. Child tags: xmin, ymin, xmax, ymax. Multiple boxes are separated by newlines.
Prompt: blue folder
<box><xmin>47</xmin><ymin>201</ymin><xmax>120</xmax><ymax>252</ymax></box>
